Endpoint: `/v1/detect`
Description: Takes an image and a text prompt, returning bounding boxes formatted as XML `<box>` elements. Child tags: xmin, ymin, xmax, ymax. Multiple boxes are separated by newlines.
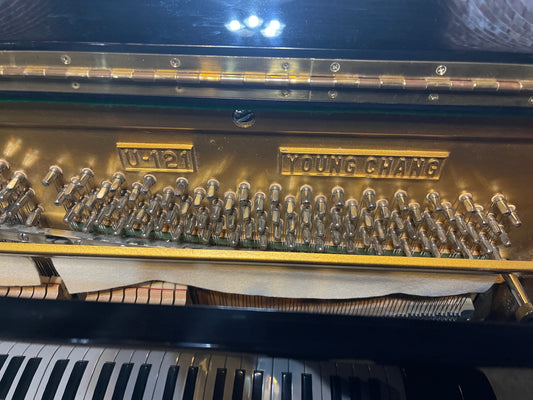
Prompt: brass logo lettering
<box><xmin>279</xmin><ymin>147</ymin><xmax>448</xmax><ymax>180</ymax></box>
<box><xmin>117</xmin><ymin>142</ymin><xmax>196</xmax><ymax>172</ymax></box>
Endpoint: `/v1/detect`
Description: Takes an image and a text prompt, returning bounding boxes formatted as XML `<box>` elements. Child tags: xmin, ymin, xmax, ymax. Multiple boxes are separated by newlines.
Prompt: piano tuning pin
<box><xmin>269</xmin><ymin>183</ymin><xmax>281</xmax><ymax>205</ymax></box>
<box><xmin>224</xmin><ymin>191</ymin><xmax>236</xmax><ymax>213</ymax></box>
<box><xmin>473</xmin><ymin>205</ymin><xmax>488</xmax><ymax>228</ymax></box>
<box><xmin>400</xmin><ymin>238</ymin><xmax>412</xmax><ymax>257</ymax></box>
<box><xmin>237</xmin><ymin>181</ymin><xmax>250</xmax><ymax>204</ymax></box>
<box><xmin>491</xmin><ymin>194</ymin><xmax>511</xmax><ymax>216</ymax></box>
<box><xmin>454</xmin><ymin>213</ymin><xmax>468</xmax><ymax>236</ymax></box>
<box><xmin>0</xmin><ymin>159</ymin><xmax>9</xmax><ymax>174</ymax></box>
<box><xmin>361</xmin><ymin>208</ymin><xmax>373</xmax><ymax>230</ymax></box>
<box><xmin>478</xmin><ymin>232</ymin><xmax>493</xmax><ymax>256</ymax></box>
<box><xmin>3</xmin><ymin>171</ymin><xmax>27</xmax><ymax>196</ymax></box>
<box><xmin>180</xmin><ymin>196</ymin><xmax>192</xmax><ymax>217</ymax></box>
<box><xmin>376</xmin><ymin>199</ymin><xmax>390</xmax><ymax>221</ymax></box>
<box><xmin>314</xmin><ymin>195</ymin><xmax>327</xmax><ymax>218</ymax></box>
<box><xmin>405</xmin><ymin>219</ymin><xmax>417</xmax><ymax>240</ymax></box>
<box><xmin>271</xmin><ymin>207</ymin><xmax>281</xmax><ymax>225</ymax></box>
<box><xmin>418</xmin><ymin>231</ymin><xmax>431</xmax><ymax>253</ymax></box>
<box><xmin>226</xmin><ymin>211</ymin><xmax>237</xmax><ymax>230</ymax></box>
<box><xmin>301</xmin><ymin>207</ymin><xmax>312</xmax><ymax>226</ymax></box>
<box><xmin>394</xmin><ymin>190</ymin><xmax>408</xmax><ymax>213</ymax></box>
<box><xmin>116</xmin><ymin>192</ymin><xmax>129</xmax><ymax>211</ymax></box>
<box><xmin>447</xmin><ymin>230</ymin><xmax>462</xmax><ymax>253</ymax></box>
<box><xmin>507</xmin><ymin>205</ymin><xmax>521</xmax><ymax>228</ymax></box>
<box><xmin>256</xmin><ymin>213</ymin><xmax>267</xmax><ymax>234</ymax></box>
<box><xmin>141</xmin><ymin>219</ymin><xmax>155</xmax><ymax>239</ymax></box>
<box><xmin>344</xmin><ymin>215</ymin><xmax>355</xmax><ymax>238</ymax></box>
<box><xmin>373</xmin><ymin>219</ymin><xmax>385</xmax><ymax>242</ymax></box>
<box><xmin>284</xmin><ymin>195</ymin><xmax>297</xmax><ymax>216</ymax></box>
<box><xmin>430</xmin><ymin>240</ymin><xmax>441</xmax><ymax>258</ymax></box>
<box><xmin>42</xmin><ymin>165</ymin><xmax>64</xmax><ymax>191</ymax></box>
<box><xmin>259</xmin><ymin>232</ymin><xmax>269</xmax><ymax>250</ymax></box>
<box><xmin>460</xmin><ymin>240</ymin><xmax>474</xmax><ymax>259</ymax></box>
<box><xmin>211</xmin><ymin>199</ymin><xmax>223</xmax><ymax>221</ymax></box>
<box><xmin>197</xmin><ymin>209</ymin><xmax>209</xmax><ymax>229</ymax></box>
<box><xmin>388</xmin><ymin>227</ymin><xmax>400</xmax><ymax>249</ymax></box>
<box><xmin>142</xmin><ymin>174</ymin><xmax>157</xmax><ymax>193</ymax></box>
<box><xmin>273</xmin><ymin>223</ymin><xmax>282</xmax><ymax>241</ymax></box>
<box><xmin>346</xmin><ymin>199</ymin><xmax>358</xmax><ymax>222</ymax></box>
<box><xmin>286</xmin><ymin>216</ymin><xmax>297</xmax><ymax>234</ymax></box>
<box><xmin>362</xmin><ymin>188</ymin><xmax>376</xmax><ymax>211</ymax></box>
<box><xmin>148</xmin><ymin>194</ymin><xmax>162</xmax><ymax>215</ymax></box>
<box><xmin>330</xmin><ymin>207</ymin><xmax>342</xmax><ymax>230</ymax></box>
<box><xmin>371</xmin><ymin>235</ymin><xmax>384</xmax><ymax>255</ymax></box>
<box><xmin>435</xmin><ymin>222</ymin><xmax>447</xmax><ymax>245</ymax></box>
<box><xmin>487</xmin><ymin>213</ymin><xmax>502</xmax><ymax>236</ymax></box>
<box><xmin>161</xmin><ymin>187</ymin><xmax>175</xmax><ymax>208</ymax></box>
<box><xmin>345</xmin><ymin>237</ymin><xmax>356</xmax><ymax>254</ymax></box>
<box><xmin>408</xmin><ymin>202</ymin><xmax>423</xmax><ymax>225</ymax></box>
<box><xmin>242</xmin><ymin>202</ymin><xmax>251</xmax><ymax>221</ymax></box>
<box><xmin>110</xmin><ymin>172</ymin><xmax>126</xmax><ymax>193</ymax></box>
<box><xmin>499</xmin><ymin>227</ymin><xmax>512</xmax><ymax>247</ymax></box>
<box><xmin>359</xmin><ymin>226</ymin><xmax>371</xmax><ymax>248</ymax></box>
<box><xmin>441</xmin><ymin>202</ymin><xmax>455</xmax><ymax>223</ymax></box>
<box><xmin>422</xmin><ymin>210</ymin><xmax>437</xmax><ymax>233</ymax></box>
<box><xmin>96</xmin><ymin>181</ymin><xmax>111</xmax><ymax>201</ymax></box>
<box><xmin>175</xmin><ymin>177</ymin><xmax>189</xmax><ymax>197</ymax></box>
<box><xmin>467</xmin><ymin>222</ymin><xmax>480</xmax><ymax>244</ymax></box>
<box><xmin>331</xmin><ymin>186</ymin><xmax>344</xmax><ymax>208</ymax></box>
<box><xmin>206</xmin><ymin>179</ymin><xmax>219</xmax><ymax>200</ymax></box>
<box><xmin>391</xmin><ymin>210</ymin><xmax>404</xmax><ymax>231</ymax></box>
<box><xmin>25</xmin><ymin>205</ymin><xmax>43</xmax><ymax>227</ymax></box>
<box><xmin>458</xmin><ymin>193</ymin><xmax>476</xmax><ymax>214</ymax></box>
<box><xmin>185</xmin><ymin>214</ymin><xmax>197</xmax><ymax>235</ymax></box>
<box><xmin>253</xmin><ymin>192</ymin><xmax>266</xmax><ymax>213</ymax></box>
<box><xmin>128</xmin><ymin>182</ymin><xmax>143</xmax><ymax>204</ymax></box>
<box><xmin>14</xmin><ymin>188</ymin><xmax>35</xmax><ymax>210</ymax></box>
<box><xmin>300</xmin><ymin>185</ymin><xmax>312</xmax><ymax>206</ymax></box>
<box><xmin>78</xmin><ymin>168</ymin><xmax>95</xmax><ymax>190</ymax></box>
<box><xmin>192</xmin><ymin>187</ymin><xmax>206</xmax><ymax>208</ymax></box>
<box><xmin>315</xmin><ymin>218</ymin><xmax>325</xmax><ymax>238</ymax></box>
<box><xmin>315</xmin><ymin>236</ymin><xmax>325</xmax><ymax>253</ymax></box>
<box><xmin>426</xmin><ymin>191</ymin><xmax>443</xmax><ymax>212</ymax></box>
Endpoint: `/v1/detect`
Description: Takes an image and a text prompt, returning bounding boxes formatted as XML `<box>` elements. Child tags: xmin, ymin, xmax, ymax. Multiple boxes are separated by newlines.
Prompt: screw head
<box><xmin>330</xmin><ymin>62</ymin><xmax>341</xmax><ymax>73</ymax></box>
<box><xmin>170</xmin><ymin>57</ymin><xmax>181</xmax><ymax>68</ymax></box>
<box><xmin>60</xmin><ymin>55</ymin><xmax>71</xmax><ymax>65</ymax></box>
<box><xmin>71</xmin><ymin>81</ymin><xmax>80</xmax><ymax>90</ymax></box>
<box><xmin>328</xmin><ymin>89</ymin><xmax>338</xmax><ymax>99</ymax></box>
<box><xmin>435</xmin><ymin>65</ymin><xmax>447</xmax><ymax>76</ymax></box>
<box><xmin>529</xmin><ymin>96</ymin><xmax>533</xmax><ymax>105</ymax></box>
<box><xmin>281</xmin><ymin>62</ymin><xmax>290</xmax><ymax>71</ymax></box>
<box><xmin>428</xmin><ymin>93</ymin><xmax>439</xmax><ymax>101</ymax></box>
<box><xmin>17</xmin><ymin>232</ymin><xmax>29</xmax><ymax>242</ymax></box>
<box><xmin>232</xmin><ymin>109</ymin><xmax>256</xmax><ymax>128</ymax></box>
<box><xmin>280</xmin><ymin>89</ymin><xmax>291</xmax><ymax>98</ymax></box>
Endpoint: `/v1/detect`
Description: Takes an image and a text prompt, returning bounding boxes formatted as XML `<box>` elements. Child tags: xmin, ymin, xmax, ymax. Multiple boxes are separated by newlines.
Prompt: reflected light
<box><xmin>228</xmin><ymin>20</ymin><xmax>242</xmax><ymax>31</ymax></box>
<box><xmin>246</xmin><ymin>15</ymin><xmax>260</xmax><ymax>28</ymax></box>
<box><xmin>262</xmin><ymin>20</ymin><xmax>284</xmax><ymax>37</ymax></box>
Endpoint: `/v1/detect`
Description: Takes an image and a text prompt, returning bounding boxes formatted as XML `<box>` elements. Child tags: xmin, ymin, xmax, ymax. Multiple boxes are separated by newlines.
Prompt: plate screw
<box><xmin>328</xmin><ymin>89</ymin><xmax>338</xmax><ymax>99</ymax></box>
<box><xmin>435</xmin><ymin>65</ymin><xmax>447</xmax><ymax>76</ymax></box>
<box><xmin>330</xmin><ymin>62</ymin><xmax>341</xmax><ymax>73</ymax></box>
<box><xmin>281</xmin><ymin>62</ymin><xmax>290</xmax><ymax>71</ymax></box>
<box><xmin>529</xmin><ymin>96</ymin><xmax>533</xmax><ymax>105</ymax></box>
<box><xmin>280</xmin><ymin>89</ymin><xmax>290</xmax><ymax>97</ymax></box>
<box><xmin>17</xmin><ymin>232</ymin><xmax>29</xmax><ymax>242</ymax></box>
<box><xmin>60</xmin><ymin>55</ymin><xmax>71</xmax><ymax>65</ymax></box>
<box><xmin>170</xmin><ymin>57</ymin><xmax>181</xmax><ymax>68</ymax></box>
<box><xmin>428</xmin><ymin>93</ymin><xmax>439</xmax><ymax>101</ymax></box>
<box><xmin>71</xmin><ymin>82</ymin><xmax>80</xmax><ymax>89</ymax></box>
<box><xmin>232</xmin><ymin>109</ymin><xmax>256</xmax><ymax>128</ymax></box>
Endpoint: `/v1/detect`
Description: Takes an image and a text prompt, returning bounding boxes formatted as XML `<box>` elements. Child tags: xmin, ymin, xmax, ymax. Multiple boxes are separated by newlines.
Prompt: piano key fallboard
<box><xmin>0</xmin><ymin>340</ymin><xmax>407</xmax><ymax>400</ymax></box>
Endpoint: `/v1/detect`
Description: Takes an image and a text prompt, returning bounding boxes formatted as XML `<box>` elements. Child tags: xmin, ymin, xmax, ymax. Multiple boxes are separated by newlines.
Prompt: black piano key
<box><xmin>232</xmin><ymin>369</ymin><xmax>245</xmax><ymax>400</ymax></box>
<box><xmin>281</xmin><ymin>372</ymin><xmax>292</xmax><ymax>400</ymax></box>
<box><xmin>162</xmin><ymin>365</ymin><xmax>179</xmax><ymax>400</ymax></box>
<box><xmin>42</xmin><ymin>359</ymin><xmax>69</xmax><ymax>400</ymax></box>
<box><xmin>131</xmin><ymin>363</ymin><xmax>152</xmax><ymax>400</ymax></box>
<box><xmin>61</xmin><ymin>360</ymin><xmax>88</xmax><ymax>400</ymax></box>
<box><xmin>302</xmin><ymin>374</ymin><xmax>313</xmax><ymax>400</ymax></box>
<box><xmin>111</xmin><ymin>363</ymin><xmax>134</xmax><ymax>400</ymax></box>
<box><xmin>349</xmin><ymin>377</ymin><xmax>361</xmax><ymax>400</ymax></box>
<box><xmin>0</xmin><ymin>355</ymin><xmax>7</xmax><ymax>371</ymax></box>
<box><xmin>0</xmin><ymin>356</ymin><xmax>25</xmax><ymax>399</ymax></box>
<box><xmin>213</xmin><ymin>368</ymin><xmax>227</xmax><ymax>400</ymax></box>
<box><xmin>12</xmin><ymin>357</ymin><xmax>42</xmax><ymax>400</ymax></box>
<box><xmin>251</xmin><ymin>370</ymin><xmax>264</xmax><ymax>400</ymax></box>
<box><xmin>92</xmin><ymin>362</ymin><xmax>115</xmax><ymax>400</ymax></box>
<box><xmin>330</xmin><ymin>376</ymin><xmax>342</xmax><ymax>400</ymax></box>
<box><xmin>183</xmin><ymin>366</ymin><xmax>199</xmax><ymax>400</ymax></box>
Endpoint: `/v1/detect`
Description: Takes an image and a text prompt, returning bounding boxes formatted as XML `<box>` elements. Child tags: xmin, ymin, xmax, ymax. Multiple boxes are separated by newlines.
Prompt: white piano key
<box><xmin>33</xmin><ymin>345</ymin><xmax>75</xmax><ymax>400</ymax></box>
<box><xmin>240</xmin><ymin>355</ymin><xmax>257</xmax><ymax>400</ymax></box>
<box><xmin>256</xmin><ymin>357</ymin><xmax>273</xmax><ymax>400</ymax></box>
<box><xmin>0</xmin><ymin>342</ymin><xmax>30</xmax><ymax>378</ymax></box>
<box><xmin>271</xmin><ymin>358</ymin><xmax>289</xmax><ymax>400</ymax></box>
<box><xmin>150</xmin><ymin>351</ymin><xmax>180</xmax><ymax>400</ymax></box>
<box><xmin>141</xmin><ymin>350</ymin><xmax>165</xmax><ymax>400</ymax></box>
<box><xmin>173</xmin><ymin>351</ymin><xmax>195</xmax><ymax>400</ymax></box>
<box><xmin>122</xmin><ymin>349</ymin><xmax>151</xmax><ymax>399</ymax></box>
<box><xmin>222</xmin><ymin>355</ymin><xmax>242</xmax><ymax>400</ymax></box>
<box><xmin>26</xmin><ymin>345</ymin><xmax>61</xmax><ymax>399</ymax></box>
<box><xmin>320</xmin><ymin>362</ymin><xmax>336</xmax><ymax>400</ymax></box>
<box><xmin>0</xmin><ymin>341</ymin><xmax>17</xmax><ymax>355</ymax></box>
<box><xmin>72</xmin><ymin>347</ymin><xmax>106</xmax><ymax>400</ymax></box>
<box><xmin>192</xmin><ymin>352</ymin><xmax>212</xmax><ymax>400</ymax></box>
<box><xmin>52</xmin><ymin>346</ymin><xmax>90</xmax><ymax>400</ymax></box>
<box><xmin>4</xmin><ymin>343</ymin><xmax>44</xmax><ymax>399</ymax></box>
<box><xmin>288</xmin><ymin>359</ymin><xmax>305</xmax><ymax>400</ymax></box>
<box><xmin>303</xmin><ymin>362</ymin><xmax>322</xmax><ymax>400</ymax></box>
<box><xmin>203</xmin><ymin>354</ymin><xmax>226</xmax><ymax>400</ymax></box>
<box><xmin>102</xmin><ymin>348</ymin><xmax>136</xmax><ymax>400</ymax></box>
<box><xmin>82</xmin><ymin>348</ymin><xmax>120</xmax><ymax>400</ymax></box>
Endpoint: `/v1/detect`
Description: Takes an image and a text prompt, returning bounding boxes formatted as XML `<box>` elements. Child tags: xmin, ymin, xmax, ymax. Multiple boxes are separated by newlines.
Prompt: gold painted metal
<box><xmin>0</xmin><ymin>242</ymin><xmax>531</xmax><ymax>274</ymax></box>
<box><xmin>116</xmin><ymin>142</ymin><xmax>196</xmax><ymax>172</ymax></box>
<box><xmin>278</xmin><ymin>147</ymin><xmax>449</xmax><ymax>179</ymax></box>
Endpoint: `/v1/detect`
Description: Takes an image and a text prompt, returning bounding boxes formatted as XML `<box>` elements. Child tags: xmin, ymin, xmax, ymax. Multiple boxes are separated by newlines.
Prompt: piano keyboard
<box><xmin>0</xmin><ymin>341</ymin><xmax>406</xmax><ymax>400</ymax></box>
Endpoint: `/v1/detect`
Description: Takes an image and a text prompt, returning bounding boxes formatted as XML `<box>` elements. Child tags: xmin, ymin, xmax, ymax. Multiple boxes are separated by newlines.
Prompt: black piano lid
<box><xmin>0</xmin><ymin>0</ymin><xmax>532</xmax><ymax>63</ymax></box>
<box><xmin>1</xmin><ymin>297</ymin><xmax>533</xmax><ymax>368</ymax></box>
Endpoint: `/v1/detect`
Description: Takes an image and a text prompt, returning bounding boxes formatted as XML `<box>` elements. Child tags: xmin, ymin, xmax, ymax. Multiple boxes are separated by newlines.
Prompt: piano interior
<box><xmin>0</xmin><ymin>0</ymin><xmax>532</xmax><ymax>398</ymax></box>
